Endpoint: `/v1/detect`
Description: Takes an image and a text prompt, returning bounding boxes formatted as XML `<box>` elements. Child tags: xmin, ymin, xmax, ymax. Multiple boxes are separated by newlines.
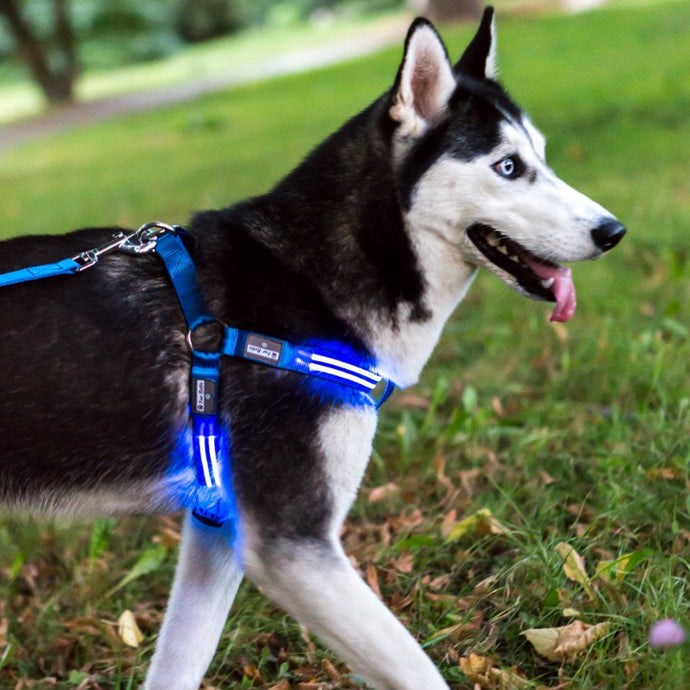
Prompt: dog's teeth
<box><xmin>541</xmin><ymin>278</ymin><xmax>555</xmax><ymax>289</ymax></box>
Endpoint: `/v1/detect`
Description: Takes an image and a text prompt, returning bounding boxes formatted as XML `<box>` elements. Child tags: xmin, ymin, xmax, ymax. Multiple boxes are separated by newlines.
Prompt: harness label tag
<box><xmin>193</xmin><ymin>377</ymin><xmax>217</xmax><ymax>415</ymax></box>
<box><xmin>244</xmin><ymin>334</ymin><xmax>283</xmax><ymax>365</ymax></box>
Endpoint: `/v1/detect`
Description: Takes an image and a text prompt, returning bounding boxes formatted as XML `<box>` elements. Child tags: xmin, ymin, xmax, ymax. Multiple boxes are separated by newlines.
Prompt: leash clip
<box><xmin>70</xmin><ymin>221</ymin><xmax>178</xmax><ymax>271</ymax></box>
<box><xmin>71</xmin><ymin>231</ymin><xmax>131</xmax><ymax>271</ymax></box>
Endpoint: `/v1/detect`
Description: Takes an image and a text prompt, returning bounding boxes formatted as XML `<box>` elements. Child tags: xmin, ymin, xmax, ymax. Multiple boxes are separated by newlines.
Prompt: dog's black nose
<box><xmin>591</xmin><ymin>218</ymin><xmax>626</xmax><ymax>251</ymax></box>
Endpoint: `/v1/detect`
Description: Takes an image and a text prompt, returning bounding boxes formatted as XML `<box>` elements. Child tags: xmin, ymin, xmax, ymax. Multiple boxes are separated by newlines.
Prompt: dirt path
<box><xmin>0</xmin><ymin>15</ymin><xmax>410</xmax><ymax>154</ymax></box>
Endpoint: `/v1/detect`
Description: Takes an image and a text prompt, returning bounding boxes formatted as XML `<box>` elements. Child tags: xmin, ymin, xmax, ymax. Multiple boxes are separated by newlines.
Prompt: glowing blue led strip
<box><xmin>309</xmin><ymin>353</ymin><xmax>382</xmax><ymax>389</ymax></box>
<box><xmin>308</xmin><ymin>363</ymin><xmax>380</xmax><ymax>389</ymax></box>
<box><xmin>196</xmin><ymin>431</ymin><xmax>222</xmax><ymax>488</ymax></box>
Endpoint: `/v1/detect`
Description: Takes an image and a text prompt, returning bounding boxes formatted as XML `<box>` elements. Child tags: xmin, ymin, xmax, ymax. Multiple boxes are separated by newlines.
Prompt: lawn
<box><xmin>0</xmin><ymin>1</ymin><xmax>688</xmax><ymax>689</ymax></box>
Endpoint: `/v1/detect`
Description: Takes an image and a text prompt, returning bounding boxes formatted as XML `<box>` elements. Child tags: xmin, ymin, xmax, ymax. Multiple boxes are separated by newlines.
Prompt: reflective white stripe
<box><xmin>308</xmin><ymin>363</ymin><xmax>377</xmax><ymax>389</ymax></box>
<box><xmin>208</xmin><ymin>435</ymin><xmax>222</xmax><ymax>487</ymax></box>
<box><xmin>197</xmin><ymin>436</ymin><xmax>214</xmax><ymax>487</ymax></box>
<box><xmin>310</xmin><ymin>353</ymin><xmax>381</xmax><ymax>383</ymax></box>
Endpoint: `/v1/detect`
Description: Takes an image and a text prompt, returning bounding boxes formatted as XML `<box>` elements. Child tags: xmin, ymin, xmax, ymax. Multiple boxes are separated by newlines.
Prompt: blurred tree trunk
<box><xmin>0</xmin><ymin>0</ymin><xmax>79</xmax><ymax>105</ymax></box>
<box><xmin>408</xmin><ymin>0</ymin><xmax>481</xmax><ymax>22</ymax></box>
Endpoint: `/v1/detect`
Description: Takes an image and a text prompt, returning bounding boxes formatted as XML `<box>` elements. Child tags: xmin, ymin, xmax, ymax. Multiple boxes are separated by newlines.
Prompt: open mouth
<box><xmin>467</xmin><ymin>223</ymin><xmax>576</xmax><ymax>323</ymax></box>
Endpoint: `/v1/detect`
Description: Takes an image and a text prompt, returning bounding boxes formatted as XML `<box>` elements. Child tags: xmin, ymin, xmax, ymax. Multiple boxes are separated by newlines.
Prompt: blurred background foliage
<box><xmin>0</xmin><ymin>0</ymin><xmax>407</xmax><ymax>86</ymax></box>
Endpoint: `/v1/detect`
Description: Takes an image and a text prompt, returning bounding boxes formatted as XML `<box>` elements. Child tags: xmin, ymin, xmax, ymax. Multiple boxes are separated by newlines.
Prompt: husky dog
<box><xmin>0</xmin><ymin>8</ymin><xmax>624</xmax><ymax>690</ymax></box>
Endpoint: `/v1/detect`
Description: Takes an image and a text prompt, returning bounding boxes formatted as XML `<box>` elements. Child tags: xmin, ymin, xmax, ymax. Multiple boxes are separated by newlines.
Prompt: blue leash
<box><xmin>0</xmin><ymin>223</ymin><xmax>396</xmax><ymax>527</ymax></box>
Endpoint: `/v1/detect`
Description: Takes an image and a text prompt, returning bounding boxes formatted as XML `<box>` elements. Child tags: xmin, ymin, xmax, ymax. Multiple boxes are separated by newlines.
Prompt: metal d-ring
<box><xmin>120</xmin><ymin>221</ymin><xmax>177</xmax><ymax>255</ymax></box>
<box><xmin>186</xmin><ymin>318</ymin><xmax>227</xmax><ymax>355</ymax></box>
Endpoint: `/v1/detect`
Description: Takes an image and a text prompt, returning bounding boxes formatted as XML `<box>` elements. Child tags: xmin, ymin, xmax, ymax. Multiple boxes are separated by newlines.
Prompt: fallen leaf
<box><xmin>446</xmin><ymin>508</ymin><xmax>509</xmax><ymax>541</ymax></box>
<box><xmin>243</xmin><ymin>664</ymin><xmax>261</xmax><ymax>681</ymax></box>
<box><xmin>554</xmin><ymin>542</ymin><xmax>595</xmax><ymax>600</ymax></box>
<box><xmin>459</xmin><ymin>653</ymin><xmax>492</xmax><ymax>681</ymax></box>
<box><xmin>595</xmin><ymin>551</ymin><xmax>649</xmax><ymax>582</ymax></box>
<box><xmin>562</xmin><ymin>608</ymin><xmax>581</xmax><ymax>618</ymax></box>
<box><xmin>646</xmin><ymin>467</ymin><xmax>680</xmax><ymax>480</ymax></box>
<box><xmin>540</xmin><ymin>470</ymin><xmax>556</xmax><ymax>485</ymax></box>
<box><xmin>434</xmin><ymin>451</ymin><xmax>454</xmax><ymax>493</ymax></box>
<box><xmin>391</xmin><ymin>551</ymin><xmax>414</xmax><ymax>573</ymax></box>
<box><xmin>458</xmin><ymin>468</ymin><xmax>482</xmax><ymax>496</ymax></box>
<box><xmin>321</xmin><ymin>658</ymin><xmax>341</xmax><ymax>682</ymax></box>
<box><xmin>117</xmin><ymin>610</ymin><xmax>144</xmax><ymax>648</ymax></box>
<box><xmin>491</xmin><ymin>396</ymin><xmax>505</xmax><ymax>417</ymax></box>
<box><xmin>267</xmin><ymin>681</ymin><xmax>290</xmax><ymax>690</ymax></box>
<box><xmin>488</xmin><ymin>667</ymin><xmax>533</xmax><ymax>689</ymax></box>
<box><xmin>522</xmin><ymin>620</ymin><xmax>612</xmax><ymax>662</ymax></box>
<box><xmin>440</xmin><ymin>510</ymin><xmax>458</xmax><ymax>538</ymax></box>
<box><xmin>366</xmin><ymin>563</ymin><xmax>382</xmax><ymax>599</ymax></box>
<box><xmin>522</xmin><ymin>627</ymin><xmax>560</xmax><ymax>662</ymax></box>
<box><xmin>65</xmin><ymin>616</ymin><xmax>102</xmax><ymax>636</ymax></box>
<box><xmin>368</xmin><ymin>482</ymin><xmax>399</xmax><ymax>502</ymax></box>
<box><xmin>459</xmin><ymin>654</ymin><xmax>533</xmax><ymax>689</ymax></box>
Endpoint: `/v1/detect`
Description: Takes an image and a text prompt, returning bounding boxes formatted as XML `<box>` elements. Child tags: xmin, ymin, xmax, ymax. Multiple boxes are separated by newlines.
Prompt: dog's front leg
<box><xmin>144</xmin><ymin>511</ymin><xmax>242</xmax><ymax>690</ymax></box>
<box><xmin>243</xmin><ymin>535</ymin><xmax>449</xmax><ymax>690</ymax></box>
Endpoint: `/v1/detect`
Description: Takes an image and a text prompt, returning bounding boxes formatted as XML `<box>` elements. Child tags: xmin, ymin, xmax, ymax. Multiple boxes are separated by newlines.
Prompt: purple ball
<box><xmin>649</xmin><ymin>619</ymin><xmax>687</xmax><ymax>648</ymax></box>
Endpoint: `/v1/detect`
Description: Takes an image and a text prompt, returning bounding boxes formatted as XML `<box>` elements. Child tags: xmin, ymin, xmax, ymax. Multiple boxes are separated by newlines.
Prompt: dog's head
<box><xmin>389</xmin><ymin>8</ymin><xmax>625</xmax><ymax>322</ymax></box>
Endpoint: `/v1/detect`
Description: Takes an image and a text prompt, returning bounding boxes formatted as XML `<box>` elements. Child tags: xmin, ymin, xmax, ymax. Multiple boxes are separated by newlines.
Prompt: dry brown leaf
<box><xmin>441</xmin><ymin>510</ymin><xmax>458</xmax><ymax>538</ymax></box>
<box><xmin>458</xmin><ymin>468</ymin><xmax>481</xmax><ymax>496</ymax></box>
<box><xmin>391</xmin><ymin>551</ymin><xmax>414</xmax><ymax>573</ymax></box>
<box><xmin>429</xmin><ymin>573</ymin><xmax>452</xmax><ymax>590</ymax></box>
<box><xmin>117</xmin><ymin>610</ymin><xmax>144</xmax><ymax>648</ymax></box>
<box><xmin>365</xmin><ymin>563</ymin><xmax>382</xmax><ymax>599</ymax></box>
<box><xmin>368</xmin><ymin>482</ymin><xmax>399</xmax><ymax>502</ymax></box>
<box><xmin>321</xmin><ymin>658</ymin><xmax>341</xmax><ymax>682</ymax></box>
<box><xmin>434</xmin><ymin>451</ymin><xmax>455</xmax><ymax>493</ymax></box>
<box><xmin>0</xmin><ymin>618</ymin><xmax>8</xmax><ymax>646</ymax></box>
<box><xmin>65</xmin><ymin>616</ymin><xmax>102</xmax><ymax>636</ymax></box>
<box><xmin>267</xmin><ymin>680</ymin><xmax>290</xmax><ymax>690</ymax></box>
<box><xmin>460</xmin><ymin>653</ymin><xmax>493</xmax><ymax>681</ymax></box>
<box><xmin>540</xmin><ymin>470</ymin><xmax>556</xmax><ymax>485</ymax></box>
<box><xmin>522</xmin><ymin>620</ymin><xmax>612</xmax><ymax>662</ymax></box>
<box><xmin>460</xmin><ymin>654</ymin><xmax>532</xmax><ymax>689</ymax></box>
<box><xmin>489</xmin><ymin>667</ymin><xmax>533</xmax><ymax>689</ymax></box>
<box><xmin>390</xmin><ymin>590</ymin><xmax>415</xmax><ymax>611</ymax></box>
<box><xmin>646</xmin><ymin>467</ymin><xmax>680</xmax><ymax>481</ymax></box>
<box><xmin>491</xmin><ymin>396</ymin><xmax>505</xmax><ymax>416</ymax></box>
<box><xmin>554</xmin><ymin>620</ymin><xmax>611</xmax><ymax>657</ymax></box>
<box><xmin>554</xmin><ymin>543</ymin><xmax>595</xmax><ymax>600</ymax></box>
<box><xmin>242</xmin><ymin>664</ymin><xmax>263</xmax><ymax>682</ymax></box>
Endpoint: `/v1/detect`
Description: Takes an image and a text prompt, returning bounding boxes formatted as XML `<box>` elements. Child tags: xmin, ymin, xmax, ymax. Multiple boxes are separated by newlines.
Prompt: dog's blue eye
<box><xmin>494</xmin><ymin>156</ymin><xmax>524</xmax><ymax>179</ymax></box>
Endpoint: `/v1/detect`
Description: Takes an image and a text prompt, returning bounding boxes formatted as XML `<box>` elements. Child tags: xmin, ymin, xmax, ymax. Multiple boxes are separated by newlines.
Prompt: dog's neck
<box><xmin>230</xmin><ymin>99</ymin><xmax>475</xmax><ymax>387</ymax></box>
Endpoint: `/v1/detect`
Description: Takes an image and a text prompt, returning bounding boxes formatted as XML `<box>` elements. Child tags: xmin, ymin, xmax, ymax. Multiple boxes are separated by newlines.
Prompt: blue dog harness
<box><xmin>0</xmin><ymin>222</ymin><xmax>396</xmax><ymax>527</ymax></box>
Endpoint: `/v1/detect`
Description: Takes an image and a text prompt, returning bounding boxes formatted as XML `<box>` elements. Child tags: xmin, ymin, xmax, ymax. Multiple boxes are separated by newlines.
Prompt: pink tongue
<box><xmin>524</xmin><ymin>258</ymin><xmax>576</xmax><ymax>323</ymax></box>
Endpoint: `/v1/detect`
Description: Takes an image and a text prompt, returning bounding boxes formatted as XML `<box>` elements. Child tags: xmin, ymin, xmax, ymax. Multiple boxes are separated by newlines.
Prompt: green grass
<box><xmin>0</xmin><ymin>1</ymin><xmax>689</xmax><ymax>688</ymax></box>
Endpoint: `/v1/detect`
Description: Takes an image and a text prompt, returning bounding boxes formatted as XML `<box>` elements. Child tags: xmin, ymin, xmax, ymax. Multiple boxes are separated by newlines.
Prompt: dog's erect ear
<box><xmin>389</xmin><ymin>18</ymin><xmax>456</xmax><ymax>136</ymax></box>
<box><xmin>455</xmin><ymin>6</ymin><xmax>497</xmax><ymax>80</ymax></box>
